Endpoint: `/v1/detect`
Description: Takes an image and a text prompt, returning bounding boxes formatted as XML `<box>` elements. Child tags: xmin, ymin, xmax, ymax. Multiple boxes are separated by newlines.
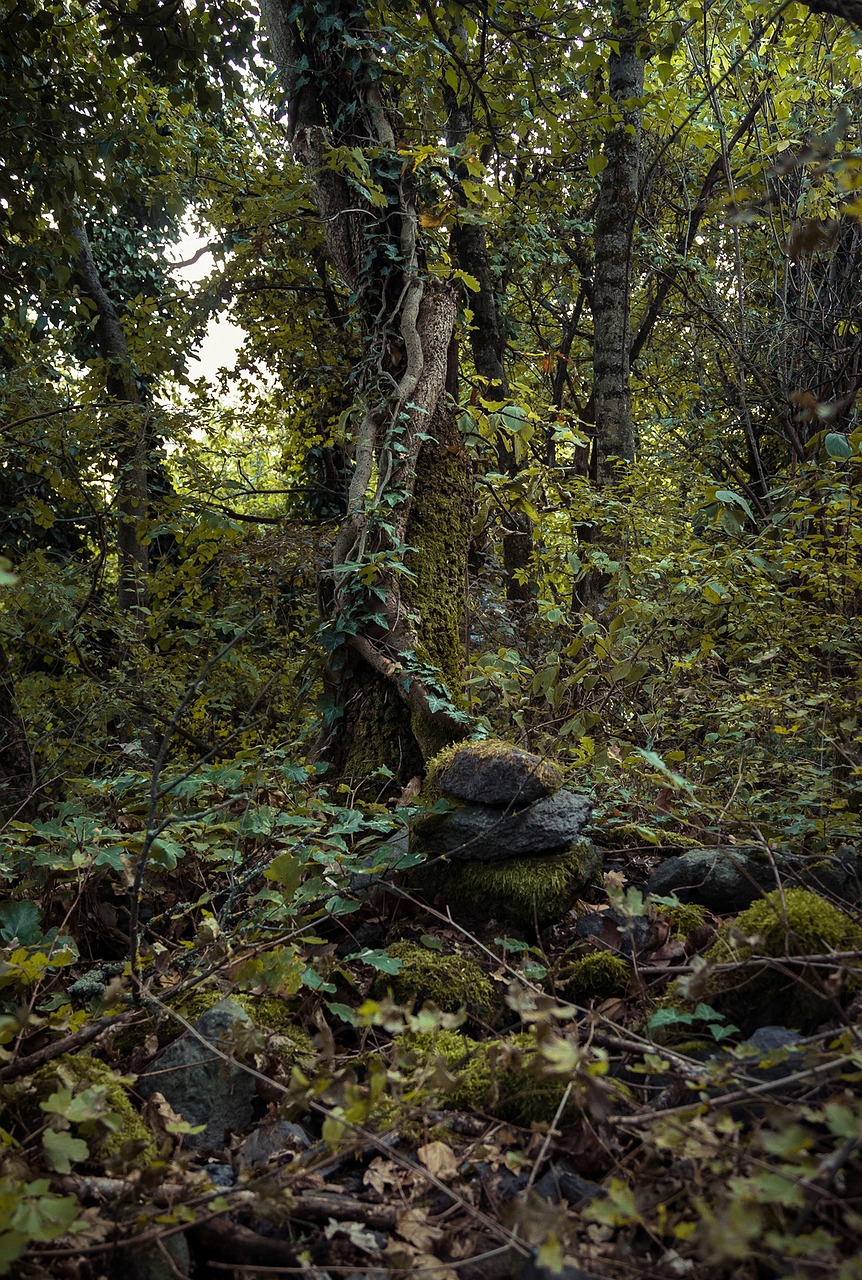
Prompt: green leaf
<box><xmin>824</xmin><ymin>432</ymin><xmax>852</xmax><ymax>459</ymax></box>
<box><xmin>326</xmin><ymin>1001</ymin><xmax>359</xmax><ymax>1025</ymax></box>
<box><xmin>42</xmin><ymin>1130</ymin><xmax>89</xmax><ymax>1174</ymax></box>
<box><xmin>714</xmin><ymin>488</ymin><xmax>755</xmax><ymax>520</ymax></box>
<box><xmin>263</xmin><ymin>852</ymin><xmax>303</xmax><ymax>896</ymax></box>
<box><xmin>0</xmin><ymin>1229</ymin><xmax>27</xmax><ymax>1272</ymax></box>
<box><xmin>345</xmin><ymin>948</ymin><xmax>403</xmax><ymax>974</ymax></box>
<box><xmin>0</xmin><ymin>902</ymin><xmax>42</xmax><ymax>946</ymax></box>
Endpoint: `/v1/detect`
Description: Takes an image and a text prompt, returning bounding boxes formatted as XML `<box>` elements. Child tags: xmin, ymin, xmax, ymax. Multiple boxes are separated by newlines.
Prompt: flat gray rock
<box><xmin>647</xmin><ymin>844</ymin><xmax>860</xmax><ymax>913</ymax></box>
<box><xmin>411</xmin><ymin>788</ymin><xmax>591</xmax><ymax>861</ymax></box>
<box><xmin>431</xmin><ymin>742</ymin><xmax>562</xmax><ymax>806</ymax></box>
<box><xmin>137</xmin><ymin>998</ymin><xmax>257</xmax><ymax>1153</ymax></box>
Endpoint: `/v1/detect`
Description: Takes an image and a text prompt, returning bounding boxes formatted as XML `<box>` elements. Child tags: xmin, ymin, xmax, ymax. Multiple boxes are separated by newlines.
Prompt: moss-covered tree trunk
<box><xmin>262</xmin><ymin>0</ymin><xmax>473</xmax><ymax>784</ymax></box>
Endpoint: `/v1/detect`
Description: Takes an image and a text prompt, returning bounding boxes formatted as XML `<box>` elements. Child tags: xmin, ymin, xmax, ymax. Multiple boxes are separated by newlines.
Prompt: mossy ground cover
<box><xmin>408</xmin><ymin>838</ymin><xmax>601</xmax><ymax>931</ymax></box>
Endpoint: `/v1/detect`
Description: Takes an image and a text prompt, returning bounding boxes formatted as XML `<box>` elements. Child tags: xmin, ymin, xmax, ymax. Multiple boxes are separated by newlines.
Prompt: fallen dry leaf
<box><xmin>364</xmin><ymin>1155</ymin><xmax>405</xmax><ymax>1195</ymax></box>
<box><xmin>417</xmin><ymin>1140</ymin><xmax>459</xmax><ymax>1180</ymax></box>
<box><xmin>396</xmin><ymin>1207</ymin><xmax>444</xmax><ymax>1251</ymax></box>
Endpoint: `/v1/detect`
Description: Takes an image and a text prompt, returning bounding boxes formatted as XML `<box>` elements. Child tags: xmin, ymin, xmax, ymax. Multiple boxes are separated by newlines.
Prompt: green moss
<box><xmin>661</xmin><ymin>900</ymin><xmax>708</xmax><ymax>939</ymax></box>
<box><xmin>562</xmin><ymin>951</ymin><xmax>631</xmax><ymax>1002</ymax></box>
<box><xmin>698</xmin><ymin>889</ymin><xmax>861</xmax><ymax>1031</ymax></box>
<box><xmin>425</xmin><ymin>738</ymin><xmax>562</xmax><ymax>796</ymax></box>
<box><xmin>405</xmin><ymin>415</ymin><xmax>472</xmax><ymax>705</ymax></box>
<box><xmin>409</xmin><ymin>838</ymin><xmax>600</xmax><ymax>930</ymax></box>
<box><xmin>172</xmin><ymin>992</ymin><xmax>314</xmax><ymax>1064</ymax></box>
<box><xmin>341</xmin><ymin>662</ymin><xmax>426</xmax><ymax>783</ymax></box>
<box><xmin>371</xmin><ymin>941</ymin><xmax>497</xmax><ymax>1026</ymax></box>
<box><xmin>396</xmin><ymin>1029</ymin><xmax>579</xmax><ymax>1126</ymax></box>
<box><xmin>31</xmin><ymin>1055</ymin><xmax>158</xmax><ymax>1168</ymax></box>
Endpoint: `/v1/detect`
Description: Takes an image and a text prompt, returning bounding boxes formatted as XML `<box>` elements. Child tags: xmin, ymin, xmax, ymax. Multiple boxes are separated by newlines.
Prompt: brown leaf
<box><xmin>647</xmin><ymin>938</ymin><xmax>688</xmax><ymax>966</ymax></box>
<box><xmin>363</xmin><ymin>1156</ymin><xmax>403</xmax><ymax>1196</ymax></box>
<box><xmin>396</xmin><ymin>1208</ymin><xmax>443</xmax><ymax>1251</ymax></box>
<box><xmin>140</xmin><ymin>1091</ymin><xmax>185</xmax><ymax>1143</ymax></box>
<box><xmin>417</xmin><ymin>1140</ymin><xmax>459</xmax><ymax>1180</ymax></box>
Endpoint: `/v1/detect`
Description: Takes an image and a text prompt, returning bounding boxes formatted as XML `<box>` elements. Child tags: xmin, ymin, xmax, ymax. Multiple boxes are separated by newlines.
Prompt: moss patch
<box><xmin>30</xmin><ymin>1055</ymin><xmax>158</xmax><ymax>1169</ymax></box>
<box><xmin>562</xmin><ymin>951</ymin><xmax>631</xmax><ymax>1003</ymax></box>
<box><xmin>409</xmin><ymin>838</ymin><xmax>600</xmax><ymax>931</ymax></box>
<box><xmin>175</xmin><ymin>992</ymin><xmax>314</xmax><ymax>1060</ymax></box>
<box><xmin>698</xmin><ymin>889</ymin><xmax>861</xmax><ymax>1032</ymax></box>
<box><xmin>371</xmin><ymin>941</ymin><xmax>497</xmax><ymax>1026</ymax></box>
<box><xmin>395</xmin><ymin>1029</ymin><xmax>579</xmax><ymax>1126</ymax></box>
<box><xmin>660</xmin><ymin>900</ymin><xmax>709</xmax><ymax>939</ymax></box>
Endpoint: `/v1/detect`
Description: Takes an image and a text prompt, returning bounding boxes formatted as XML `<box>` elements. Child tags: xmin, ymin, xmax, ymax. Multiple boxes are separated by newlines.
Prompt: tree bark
<box><xmin>592</xmin><ymin>1</ymin><xmax>645</xmax><ymax>486</ymax></box>
<box><xmin>70</xmin><ymin>217</ymin><xmax>149</xmax><ymax>619</ymax></box>
<box><xmin>261</xmin><ymin>0</ymin><xmax>472</xmax><ymax>781</ymax></box>
<box><xmin>445</xmin><ymin>97</ymin><xmax>534</xmax><ymax>606</ymax></box>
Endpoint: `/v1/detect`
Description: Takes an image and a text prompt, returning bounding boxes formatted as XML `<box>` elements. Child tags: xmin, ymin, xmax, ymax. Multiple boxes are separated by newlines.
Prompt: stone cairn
<box><xmin>408</xmin><ymin>740</ymin><xmax>599</xmax><ymax>928</ymax></box>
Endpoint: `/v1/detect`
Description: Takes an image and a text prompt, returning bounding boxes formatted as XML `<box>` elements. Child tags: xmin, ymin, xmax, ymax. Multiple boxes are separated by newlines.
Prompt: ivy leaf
<box><xmin>42</xmin><ymin>1130</ymin><xmax>89</xmax><ymax>1174</ymax></box>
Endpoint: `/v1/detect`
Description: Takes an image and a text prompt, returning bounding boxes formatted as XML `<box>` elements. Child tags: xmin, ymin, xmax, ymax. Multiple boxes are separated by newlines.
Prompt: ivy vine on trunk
<box><xmin>261</xmin><ymin>0</ymin><xmax>472</xmax><ymax>780</ymax></box>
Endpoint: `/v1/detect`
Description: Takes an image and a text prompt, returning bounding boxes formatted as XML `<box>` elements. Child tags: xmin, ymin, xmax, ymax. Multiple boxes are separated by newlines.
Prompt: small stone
<box><xmin>429</xmin><ymin>740</ymin><xmax>562</xmax><ymax>806</ymax></box>
<box><xmin>137</xmin><ymin>998</ymin><xmax>257</xmax><ymax>1153</ymax></box>
<box><xmin>237</xmin><ymin>1120</ymin><xmax>312</xmax><ymax>1169</ymax></box>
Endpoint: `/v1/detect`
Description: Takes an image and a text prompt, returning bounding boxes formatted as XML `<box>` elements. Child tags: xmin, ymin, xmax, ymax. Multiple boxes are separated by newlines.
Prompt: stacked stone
<box><xmin>409</xmin><ymin>741</ymin><xmax>599</xmax><ymax>929</ymax></box>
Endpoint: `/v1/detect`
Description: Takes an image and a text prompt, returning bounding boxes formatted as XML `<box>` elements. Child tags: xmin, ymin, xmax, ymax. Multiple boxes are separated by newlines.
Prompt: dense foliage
<box><xmin>1</xmin><ymin>0</ymin><xmax>861</xmax><ymax>1277</ymax></box>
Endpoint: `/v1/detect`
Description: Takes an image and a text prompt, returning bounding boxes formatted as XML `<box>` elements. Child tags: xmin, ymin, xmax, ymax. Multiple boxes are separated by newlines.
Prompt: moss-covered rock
<box><xmin>175</xmin><ymin>992</ymin><xmax>314</xmax><ymax>1065</ymax></box>
<box><xmin>371</xmin><ymin>941</ymin><xmax>497</xmax><ymax>1026</ymax></box>
<box><xmin>395</xmin><ymin>1029</ymin><xmax>579</xmax><ymax>1126</ymax></box>
<box><xmin>29</xmin><ymin>1055</ymin><xmax>158</xmax><ymax>1169</ymax></box>
<box><xmin>426</xmin><ymin>739</ymin><xmax>563</xmax><ymax>806</ymax></box>
<box><xmin>697</xmin><ymin>888</ymin><xmax>861</xmax><ymax>1032</ymax></box>
<box><xmin>562</xmin><ymin>951</ymin><xmax>631</xmax><ymax>1003</ymax></box>
<box><xmin>409</xmin><ymin>838</ymin><xmax>600</xmax><ymax>931</ymax></box>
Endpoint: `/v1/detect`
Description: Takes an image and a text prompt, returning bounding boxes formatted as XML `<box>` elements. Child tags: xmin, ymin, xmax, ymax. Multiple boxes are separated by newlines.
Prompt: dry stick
<box><xmin>207</xmin><ymin>1245</ymin><xmax>519</xmax><ymax>1274</ymax></box>
<box><xmin>0</xmin><ymin>1009</ymin><xmax>141</xmax><ymax>1082</ymax></box>
<box><xmin>609</xmin><ymin>1049</ymin><xmax>860</xmax><ymax>1128</ymax></box>
<box><xmin>523</xmin><ymin>1081</ymin><xmax>574</xmax><ymax>1199</ymax></box>
<box><xmin>638</xmin><ymin>947</ymin><xmax>862</xmax><ymax>974</ymax></box>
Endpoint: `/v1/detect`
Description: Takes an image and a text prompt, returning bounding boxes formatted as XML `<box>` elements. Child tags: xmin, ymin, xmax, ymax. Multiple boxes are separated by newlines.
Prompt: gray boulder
<box><xmin>137</xmin><ymin>998</ymin><xmax>257</xmax><ymax>1153</ymax></box>
<box><xmin>430</xmin><ymin>741</ymin><xmax>562</xmax><ymax>807</ymax></box>
<box><xmin>411</xmin><ymin>788</ymin><xmax>592</xmax><ymax>862</ymax></box>
<box><xmin>647</xmin><ymin>844</ymin><xmax>860</xmax><ymax>913</ymax></box>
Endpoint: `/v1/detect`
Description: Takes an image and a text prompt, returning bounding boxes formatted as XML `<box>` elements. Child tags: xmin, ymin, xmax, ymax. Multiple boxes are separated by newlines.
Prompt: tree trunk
<box><xmin>592</xmin><ymin>1</ymin><xmax>645</xmax><ymax>486</ymax></box>
<box><xmin>0</xmin><ymin>638</ymin><xmax>37</xmax><ymax>822</ymax></box>
<box><xmin>446</xmin><ymin>97</ymin><xmax>534</xmax><ymax>606</ymax></box>
<box><xmin>261</xmin><ymin>0</ymin><xmax>472</xmax><ymax>783</ymax></box>
<box><xmin>70</xmin><ymin>217</ymin><xmax>149</xmax><ymax>620</ymax></box>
